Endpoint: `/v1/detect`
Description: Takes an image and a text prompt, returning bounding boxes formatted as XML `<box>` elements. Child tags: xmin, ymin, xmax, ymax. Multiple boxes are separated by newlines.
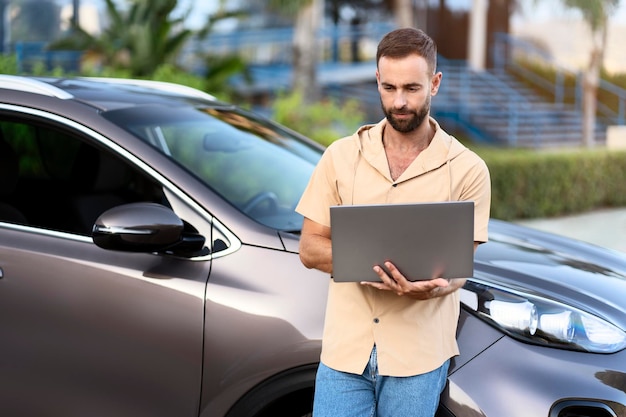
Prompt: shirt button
<box><xmin>373</xmin><ymin>318</ymin><xmax>380</xmax><ymax>324</ymax></box>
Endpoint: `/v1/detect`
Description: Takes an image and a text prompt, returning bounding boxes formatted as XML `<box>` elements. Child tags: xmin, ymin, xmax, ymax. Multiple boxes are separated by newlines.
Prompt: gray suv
<box><xmin>1</xmin><ymin>75</ymin><xmax>625</xmax><ymax>417</ymax></box>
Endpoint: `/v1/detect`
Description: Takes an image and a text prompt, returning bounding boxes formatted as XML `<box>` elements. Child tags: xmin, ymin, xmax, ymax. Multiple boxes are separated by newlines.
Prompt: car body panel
<box><xmin>476</xmin><ymin>220</ymin><xmax>626</xmax><ymax>331</ymax></box>
<box><xmin>444</xmin><ymin>333</ymin><xmax>626</xmax><ymax>417</ymax></box>
<box><xmin>0</xmin><ymin>225</ymin><xmax>208</xmax><ymax>417</ymax></box>
<box><xmin>449</xmin><ymin>308</ymin><xmax>504</xmax><ymax>374</ymax></box>
<box><xmin>201</xmin><ymin>243</ymin><xmax>327</xmax><ymax>416</ymax></box>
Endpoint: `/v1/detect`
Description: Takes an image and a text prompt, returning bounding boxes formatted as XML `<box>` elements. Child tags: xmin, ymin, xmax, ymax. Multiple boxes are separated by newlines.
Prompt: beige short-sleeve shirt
<box><xmin>296</xmin><ymin>118</ymin><xmax>491</xmax><ymax>377</ymax></box>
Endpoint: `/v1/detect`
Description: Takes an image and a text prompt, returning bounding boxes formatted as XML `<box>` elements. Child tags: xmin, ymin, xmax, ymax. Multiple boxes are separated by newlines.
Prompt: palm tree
<box><xmin>48</xmin><ymin>0</ymin><xmax>249</xmax><ymax>99</ymax></box>
<box><xmin>558</xmin><ymin>0</ymin><xmax>620</xmax><ymax>147</ymax></box>
<box><xmin>51</xmin><ymin>0</ymin><xmax>193</xmax><ymax>77</ymax></box>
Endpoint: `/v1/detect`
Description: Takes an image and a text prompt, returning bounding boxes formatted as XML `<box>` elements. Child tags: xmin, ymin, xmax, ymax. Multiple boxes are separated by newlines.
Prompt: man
<box><xmin>296</xmin><ymin>28</ymin><xmax>491</xmax><ymax>417</ymax></box>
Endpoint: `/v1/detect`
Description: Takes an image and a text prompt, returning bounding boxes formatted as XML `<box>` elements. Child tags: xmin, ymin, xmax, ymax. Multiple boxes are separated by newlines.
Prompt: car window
<box><xmin>103</xmin><ymin>105</ymin><xmax>323</xmax><ymax>231</ymax></box>
<box><xmin>0</xmin><ymin>118</ymin><xmax>166</xmax><ymax>236</ymax></box>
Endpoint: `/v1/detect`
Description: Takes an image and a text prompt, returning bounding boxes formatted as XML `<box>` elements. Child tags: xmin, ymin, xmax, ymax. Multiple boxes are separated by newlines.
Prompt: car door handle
<box><xmin>0</xmin><ymin>267</ymin><xmax>3</xmax><ymax>279</ymax></box>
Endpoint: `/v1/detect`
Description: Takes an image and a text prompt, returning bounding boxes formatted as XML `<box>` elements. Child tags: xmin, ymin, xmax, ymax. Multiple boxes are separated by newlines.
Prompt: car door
<box><xmin>0</xmin><ymin>114</ymin><xmax>210</xmax><ymax>417</ymax></box>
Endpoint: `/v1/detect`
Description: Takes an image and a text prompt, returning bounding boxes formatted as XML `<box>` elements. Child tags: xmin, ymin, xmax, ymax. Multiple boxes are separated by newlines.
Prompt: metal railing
<box><xmin>436</xmin><ymin>59</ymin><xmax>528</xmax><ymax>146</ymax></box>
<box><xmin>434</xmin><ymin>56</ymin><xmax>601</xmax><ymax>147</ymax></box>
<box><xmin>14</xmin><ymin>42</ymin><xmax>82</xmax><ymax>73</ymax></box>
<box><xmin>12</xmin><ymin>22</ymin><xmax>395</xmax><ymax>75</ymax></box>
<box><xmin>183</xmin><ymin>22</ymin><xmax>395</xmax><ymax>71</ymax></box>
<box><xmin>492</xmin><ymin>32</ymin><xmax>626</xmax><ymax>126</ymax></box>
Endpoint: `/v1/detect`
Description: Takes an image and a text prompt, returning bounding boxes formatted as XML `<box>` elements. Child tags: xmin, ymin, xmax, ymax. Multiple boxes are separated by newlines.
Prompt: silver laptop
<box><xmin>330</xmin><ymin>201</ymin><xmax>475</xmax><ymax>282</ymax></box>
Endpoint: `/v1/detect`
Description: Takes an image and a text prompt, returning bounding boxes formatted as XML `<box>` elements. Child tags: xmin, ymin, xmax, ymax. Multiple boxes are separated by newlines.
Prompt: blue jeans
<box><xmin>313</xmin><ymin>346</ymin><xmax>450</xmax><ymax>417</ymax></box>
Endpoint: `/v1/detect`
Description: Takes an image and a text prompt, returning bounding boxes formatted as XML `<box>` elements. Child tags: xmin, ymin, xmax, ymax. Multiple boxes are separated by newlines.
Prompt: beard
<box><xmin>381</xmin><ymin>96</ymin><xmax>430</xmax><ymax>133</ymax></box>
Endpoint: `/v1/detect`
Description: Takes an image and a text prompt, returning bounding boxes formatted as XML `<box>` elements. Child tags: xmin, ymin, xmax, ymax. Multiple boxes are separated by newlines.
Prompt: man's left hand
<box><xmin>362</xmin><ymin>261</ymin><xmax>465</xmax><ymax>300</ymax></box>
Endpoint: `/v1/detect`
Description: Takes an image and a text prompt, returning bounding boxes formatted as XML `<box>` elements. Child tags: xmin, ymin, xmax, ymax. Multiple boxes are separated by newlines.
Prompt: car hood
<box><xmin>475</xmin><ymin>219</ymin><xmax>626</xmax><ymax>331</ymax></box>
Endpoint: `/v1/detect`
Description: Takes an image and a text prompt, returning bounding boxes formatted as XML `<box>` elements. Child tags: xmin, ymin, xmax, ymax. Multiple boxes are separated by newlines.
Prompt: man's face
<box><xmin>376</xmin><ymin>54</ymin><xmax>441</xmax><ymax>133</ymax></box>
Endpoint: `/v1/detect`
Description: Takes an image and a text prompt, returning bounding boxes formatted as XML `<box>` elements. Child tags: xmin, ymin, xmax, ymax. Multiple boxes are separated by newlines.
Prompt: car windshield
<box><xmin>103</xmin><ymin>104</ymin><xmax>322</xmax><ymax>231</ymax></box>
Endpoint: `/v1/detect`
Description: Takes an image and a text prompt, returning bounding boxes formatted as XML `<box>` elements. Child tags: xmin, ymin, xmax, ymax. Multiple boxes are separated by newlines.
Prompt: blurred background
<box><xmin>1</xmin><ymin>0</ymin><xmax>626</xmax><ymax>248</ymax></box>
<box><xmin>1</xmin><ymin>1</ymin><xmax>624</xmax><ymax>148</ymax></box>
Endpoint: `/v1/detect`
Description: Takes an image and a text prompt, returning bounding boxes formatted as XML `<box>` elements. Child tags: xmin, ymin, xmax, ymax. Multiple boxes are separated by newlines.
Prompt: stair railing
<box><xmin>438</xmin><ymin>56</ymin><xmax>533</xmax><ymax>146</ymax></box>
<box><xmin>492</xmin><ymin>32</ymin><xmax>625</xmax><ymax>126</ymax></box>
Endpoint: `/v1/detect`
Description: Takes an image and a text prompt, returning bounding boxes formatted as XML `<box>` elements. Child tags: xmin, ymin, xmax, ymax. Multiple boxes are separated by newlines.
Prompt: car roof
<box><xmin>0</xmin><ymin>75</ymin><xmax>229</xmax><ymax>111</ymax></box>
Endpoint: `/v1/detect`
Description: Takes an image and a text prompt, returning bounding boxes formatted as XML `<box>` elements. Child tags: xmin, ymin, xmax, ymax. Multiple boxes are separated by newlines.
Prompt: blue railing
<box><xmin>492</xmin><ymin>32</ymin><xmax>626</xmax><ymax>125</ymax></box>
<box><xmin>434</xmin><ymin>55</ymin><xmax>607</xmax><ymax>147</ymax></box>
<box><xmin>198</xmin><ymin>22</ymin><xmax>395</xmax><ymax>65</ymax></box>
<box><xmin>14</xmin><ymin>41</ymin><xmax>82</xmax><ymax>73</ymax></box>
<box><xmin>599</xmin><ymin>77</ymin><xmax>626</xmax><ymax>124</ymax></box>
<box><xmin>12</xmin><ymin>22</ymin><xmax>395</xmax><ymax>75</ymax></box>
<box><xmin>436</xmin><ymin>58</ymin><xmax>525</xmax><ymax>145</ymax></box>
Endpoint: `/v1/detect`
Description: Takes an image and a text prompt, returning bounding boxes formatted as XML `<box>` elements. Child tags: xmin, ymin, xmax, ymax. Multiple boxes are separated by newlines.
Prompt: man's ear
<box><xmin>431</xmin><ymin>72</ymin><xmax>442</xmax><ymax>96</ymax></box>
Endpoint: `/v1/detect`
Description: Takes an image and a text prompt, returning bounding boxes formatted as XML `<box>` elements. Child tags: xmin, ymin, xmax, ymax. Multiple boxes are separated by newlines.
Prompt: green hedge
<box><xmin>476</xmin><ymin>147</ymin><xmax>626</xmax><ymax>220</ymax></box>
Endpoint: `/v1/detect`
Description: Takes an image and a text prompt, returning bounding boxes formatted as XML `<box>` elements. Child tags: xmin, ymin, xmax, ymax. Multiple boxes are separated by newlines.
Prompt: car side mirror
<box><xmin>92</xmin><ymin>202</ymin><xmax>207</xmax><ymax>257</ymax></box>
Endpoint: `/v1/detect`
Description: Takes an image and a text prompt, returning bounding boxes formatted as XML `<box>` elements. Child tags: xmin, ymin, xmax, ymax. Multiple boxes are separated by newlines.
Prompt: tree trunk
<box><xmin>292</xmin><ymin>0</ymin><xmax>321</xmax><ymax>103</ymax></box>
<box><xmin>582</xmin><ymin>20</ymin><xmax>607</xmax><ymax>148</ymax></box>
<box><xmin>393</xmin><ymin>0</ymin><xmax>414</xmax><ymax>28</ymax></box>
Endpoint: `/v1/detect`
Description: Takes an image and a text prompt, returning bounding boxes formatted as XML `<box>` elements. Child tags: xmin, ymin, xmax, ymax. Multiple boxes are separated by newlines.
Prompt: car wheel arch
<box><xmin>222</xmin><ymin>364</ymin><xmax>317</xmax><ymax>417</ymax></box>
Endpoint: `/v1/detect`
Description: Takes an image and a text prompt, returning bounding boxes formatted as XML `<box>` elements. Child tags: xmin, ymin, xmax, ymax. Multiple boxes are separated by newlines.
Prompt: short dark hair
<box><xmin>376</xmin><ymin>28</ymin><xmax>437</xmax><ymax>74</ymax></box>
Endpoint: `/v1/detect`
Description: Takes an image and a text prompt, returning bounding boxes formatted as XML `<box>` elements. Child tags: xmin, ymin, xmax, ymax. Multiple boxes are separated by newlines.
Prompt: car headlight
<box><xmin>461</xmin><ymin>280</ymin><xmax>626</xmax><ymax>353</ymax></box>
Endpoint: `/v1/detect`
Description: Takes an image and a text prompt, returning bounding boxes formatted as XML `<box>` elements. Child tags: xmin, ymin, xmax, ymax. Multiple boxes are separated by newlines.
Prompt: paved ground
<box><xmin>515</xmin><ymin>207</ymin><xmax>626</xmax><ymax>253</ymax></box>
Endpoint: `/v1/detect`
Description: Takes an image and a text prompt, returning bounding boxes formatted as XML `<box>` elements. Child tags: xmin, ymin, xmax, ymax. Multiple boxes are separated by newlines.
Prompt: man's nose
<box><xmin>393</xmin><ymin>92</ymin><xmax>407</xmax><ymax>108</ymax></box>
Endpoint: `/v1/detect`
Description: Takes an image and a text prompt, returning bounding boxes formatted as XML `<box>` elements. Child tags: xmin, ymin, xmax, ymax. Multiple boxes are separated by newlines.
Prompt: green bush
<box><xmin>0</xmin><ymin>54</ymin><xmax>18</xmax><ymax>74</ymax></box>
<box><xmin>477</xmin><ymin>147</ymin><xmax>626</xmax><ymax>220</ymax></box>
<box><xmin>271</xmin><ymin>91</ymin><xmax>365</xmax><ymax>146</ymax></box>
